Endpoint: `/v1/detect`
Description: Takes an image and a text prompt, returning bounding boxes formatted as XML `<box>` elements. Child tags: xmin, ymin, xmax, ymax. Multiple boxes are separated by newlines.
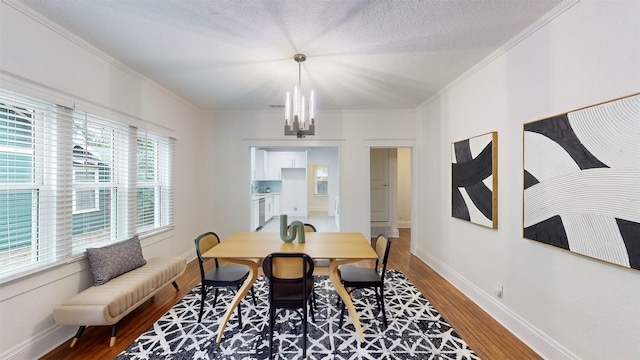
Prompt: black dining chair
<box><xmin>291</xmin><ymin>223</ymin><xmax>324</xmax><ymax>307</ymax></box>
<box><xmin>337</xmin><ymin>233</ymin><xmax>392</xmax><ymax>329</ymax></box>
<box><xmin>300</xmin><ymin>223</ymin><xmax>330</xmax><ymax>270</ymax></box>
<box><xmin>262</xmin><ymin>252</ymin><xmax>315</xmax><ymax>358</ymax></box>
<box><xmin>194</xmin><ymin>231</ymin><xmax>257</xmax><ymax>326</ymax></box>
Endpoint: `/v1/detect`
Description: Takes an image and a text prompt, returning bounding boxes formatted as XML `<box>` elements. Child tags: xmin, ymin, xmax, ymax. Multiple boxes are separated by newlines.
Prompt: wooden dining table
<box><xmin>202</xmin><ymin>231</ymin><xmax>378</xmax><ymax>343</ymax></box>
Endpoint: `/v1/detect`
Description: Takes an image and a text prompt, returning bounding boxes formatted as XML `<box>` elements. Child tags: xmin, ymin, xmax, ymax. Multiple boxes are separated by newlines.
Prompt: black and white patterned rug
<box><xmin>116</xmin><ymin>270</ymin><xmax>479</xmax><ymax>359</ymax></box>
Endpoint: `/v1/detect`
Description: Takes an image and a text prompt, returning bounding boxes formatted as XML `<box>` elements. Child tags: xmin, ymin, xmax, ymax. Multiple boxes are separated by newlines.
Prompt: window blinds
<box><xmin>136</xmin><ymin>129</ymin><xmax>174</xmax><ymax>234</ymax></box>
<box><xmin>0</xmin><ymin>88</ymin><xmax>175</xmax><ymax>280</ymax></box>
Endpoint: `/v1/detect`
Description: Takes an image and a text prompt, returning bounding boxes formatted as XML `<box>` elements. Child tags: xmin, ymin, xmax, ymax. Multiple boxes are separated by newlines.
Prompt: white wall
<box><xmin>416</xmin><ymin>1</ymin><xmax>640</xmax><ymax>359</ymax></box>
<box><xmin>0</xmin><ymin>3</ymin><xmax>207</xmax><ymax>359</ymax></box>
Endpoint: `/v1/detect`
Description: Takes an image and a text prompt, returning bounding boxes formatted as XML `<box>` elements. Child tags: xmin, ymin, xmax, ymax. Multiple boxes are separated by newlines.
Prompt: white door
<box><xmin>370</xmin><ymin>148</ymin><xmax>389</xmax><ymax>222</ymax></box>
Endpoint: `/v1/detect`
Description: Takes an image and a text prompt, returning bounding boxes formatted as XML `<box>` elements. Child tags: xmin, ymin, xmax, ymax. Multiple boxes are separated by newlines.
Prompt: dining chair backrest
<box><xmin>287</xmin><ymin>223</ymin><xmax>317</xmax><ymax>234</ymax></box>
<box><xmin>195</xmin><ymin>232</ymin><xmax>221</xmax><ymax>269</ymax></box>
<box><xmin>263</xmin><ymin>253</ymin><xmax>315</xmax><ymax>282</ymax></box>
<box><xmin>373</xmin><ymin>233</ymin><xmax>391</xmax><ymax>276</ymax></box>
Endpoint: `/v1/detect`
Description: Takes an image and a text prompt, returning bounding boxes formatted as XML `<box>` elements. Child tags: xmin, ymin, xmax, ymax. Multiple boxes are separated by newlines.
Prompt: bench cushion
<box><xmin>53</xmin><ymin>256</ymin><xmax>186</xmax><ymax>326</ymax></box>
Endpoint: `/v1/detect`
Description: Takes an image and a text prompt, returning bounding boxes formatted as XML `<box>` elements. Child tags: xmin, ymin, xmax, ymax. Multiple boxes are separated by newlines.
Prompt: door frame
<box><xmin>366</xmin><ymin>141</ymin><xmax>416</xmax><ymax>253</ymax></box>
<box><xmin>245</xmin><ymin>140</ymin><xmax>344</xmax><ymax>231</ymax></box>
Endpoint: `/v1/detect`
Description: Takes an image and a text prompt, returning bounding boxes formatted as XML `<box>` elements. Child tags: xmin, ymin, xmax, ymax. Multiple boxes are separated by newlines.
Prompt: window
<box><xmin>73</xmin><ymin>170</ymin><xmax>99</xmax><ymax>214</ymax></box>
<box><xmin>0</xmin><ymin>101</ymin><xmax>36</xmax><ymax>262</ymax></box>
<box><xmin>0</xmin><ymin>88</ymin><xmax>175</xmax><ymax>280</ymax></box>
<box><xmin>136</xmin><ymin>130</ymin><xmax>174</xmax><ymax>233</ymax></box>
<box><xmin>314</xmin><ymin>164</ymin><xmax>329</xmax><ymax>195</ymax></box>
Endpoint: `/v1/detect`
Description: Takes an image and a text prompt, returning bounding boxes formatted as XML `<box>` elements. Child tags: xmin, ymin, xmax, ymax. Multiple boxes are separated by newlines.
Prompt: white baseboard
<box><xmin>398</xmin><ymin>220</ymin><xmax>411</xmax><ymax>228</ymax></box>
<box><xmin>2</xmin><ymin>323</ymin><xmax>74</xmax><ymax>360</ymax></box>
<box><xmin>415</xmin><ymin>247</ymin><xmax>580</xmax><ymax>360</ymax></box>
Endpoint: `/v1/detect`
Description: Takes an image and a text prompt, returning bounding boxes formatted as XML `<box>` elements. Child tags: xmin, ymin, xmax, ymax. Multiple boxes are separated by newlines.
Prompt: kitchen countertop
<box><xmin>252</xmin><ymin>193</ymin><xmax>280</xmax><ymax>200</ymax></box>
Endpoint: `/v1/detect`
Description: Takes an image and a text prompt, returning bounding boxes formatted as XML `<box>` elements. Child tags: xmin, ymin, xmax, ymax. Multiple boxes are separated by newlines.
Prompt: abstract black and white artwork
<box><xmin>523</xmin><ymin>93</ymin><xmax>640</xmax><ymax>271</ymax></box>
<box><xmin>451</xmin><ymin>132</ymin><xmax>498</xmax><ymax>229</ymax></box>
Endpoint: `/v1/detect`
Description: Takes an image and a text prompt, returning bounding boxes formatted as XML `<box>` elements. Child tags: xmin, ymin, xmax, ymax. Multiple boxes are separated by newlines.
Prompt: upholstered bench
<box><xmin>52</xmin><ymin>236</ymin><xmax>187</xmax><ymax>347</ymax></box>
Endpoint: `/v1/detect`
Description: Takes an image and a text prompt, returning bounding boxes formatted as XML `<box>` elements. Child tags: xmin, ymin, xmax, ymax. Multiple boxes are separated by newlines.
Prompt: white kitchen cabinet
<box><xmin>267</xmin><ymin>152</ymin><xmax>283</xmax><ymax>179</ymax></box>
<box><xmin>267</xmin><ymin>151</ymin><xmax>307</xmax><ymax>179</ymax></box>
<box><xmin>252</xmin><ymin>199</ymin><xmax>260</xmax><ymax>231</ymax></box>
<box><xmin>254</xmin><ymin>149</ymin><xmax>267</xmax><ymax>179</ymax></box>
<box><xmin>273</xmin><ymin>194</ymin><xmax>281</xmax><ymax>216</ymax></box>
<box><xmin>288</xmin><ymin>151</ymin><xmax>306</xmax><ymax>168</ymax></box>
<box><xmin>265</xmin><ymin>195</ymin><xmax>274</xmax><ymax>221</ymax></box>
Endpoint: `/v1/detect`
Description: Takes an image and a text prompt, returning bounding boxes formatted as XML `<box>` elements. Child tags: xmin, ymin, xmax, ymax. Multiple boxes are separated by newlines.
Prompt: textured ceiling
<box><xmin>18</xmin><ymin>0</ymin><xmax>563</xmax><ymax>111</ymax></box>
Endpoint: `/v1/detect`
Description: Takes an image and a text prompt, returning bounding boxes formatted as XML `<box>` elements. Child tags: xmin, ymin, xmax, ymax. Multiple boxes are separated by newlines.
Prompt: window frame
<box><xmin>0</xmin><ymin>88</ymin><xmax>175</xmax><ymax>281</ymax></box>
<box><xmin>136</xmin><ymin>130</ymin><xmax>173</xmax><ymax>234</ymax></box>
<box><xmin>314</xmin><ymin>164</ymin><xmax>329</xmax><ymax>196</ymax></box>
<box><xmin>72</xmin><ymin>169</ymin><xmax>100</xmax><ymax>214</ymax></box>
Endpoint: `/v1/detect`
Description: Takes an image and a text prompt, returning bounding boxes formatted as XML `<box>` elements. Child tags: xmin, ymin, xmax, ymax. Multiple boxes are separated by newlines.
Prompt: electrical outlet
<box><xmin>494</xmin><ymin>282</ymin><xmax>503</xmax><ymax>298</ymax></box>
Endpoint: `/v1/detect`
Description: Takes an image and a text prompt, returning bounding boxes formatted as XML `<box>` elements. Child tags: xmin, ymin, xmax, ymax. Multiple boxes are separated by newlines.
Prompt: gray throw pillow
<box><xmin>86</xmin><ymin>235</ymin><xmax>147</xmax><ymax>286</ymax></box>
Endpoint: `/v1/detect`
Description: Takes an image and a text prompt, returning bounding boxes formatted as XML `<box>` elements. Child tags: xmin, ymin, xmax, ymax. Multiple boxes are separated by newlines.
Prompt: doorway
<box><xmin>370</xmin><ymin>148</ymin><xmax>412</xmax><ymax>238</ymax></box>
<box><xmin>250</xmin><ymin>146</ymin><xmax>339</xmax><ymax>232</ymax></box>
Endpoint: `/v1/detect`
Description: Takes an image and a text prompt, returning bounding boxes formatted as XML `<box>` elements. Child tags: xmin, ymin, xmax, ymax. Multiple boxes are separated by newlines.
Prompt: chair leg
<box><xmin>109</xmin><ymin>324</ymin><xmax>118</xmax><ymax>347</ymax></box>
<box><xmin>198</xmin><ymin>283</ymin><xmax>207</xmax><ymax>322</ymax></box>
<box><xmin>268</xmin><ymin>305</ymin><xmax>275</xmax><ymax>358</ymax></box>
<box><xmin>236</xmin><ymin>302</ymin><xmax>243</xmax><ymax>328</ymax></box>
<box><xmin>235</xmin><ymin>285</ymin><xmax>244</xmax><ymax>328</ymax></box>
<box><xmin>374</xmin><ymin>287</ymin><xmax>381</xmax><ymax>310</ymax></box>
<box><xmin>312</xmin><ymin>287</ymin><xmax>318</xmax><ymax>310</ymax></box>
<box><xmin>250</xmin><ymin>286</ymin><xmax>257</xmax><ymax>306</ymax></box>
<box><xmin>339</xmin><ymin>297</ymin><xmax>346</xmax><ymax>328</ymax></box>
<box><xmin>309</xmin><ymin>299</ymin><xmax>316</xmax><ymax>323</ymax></box>
<box><xmin>69</xmin><ymin>326</ymin><xmax>86</xmax><ymax>347</ymax></box>
<box><xmin>303</xmin><ymin>299</ymin><xmax>308</xmax><ymax>358</ymax></box>
<box><xmin>212</xmin><ymin>288</ymin><xmax>219</xmax><ymax>308</ymax></box>
<box><xmin>379</xmin><ymin>285</ymin><xmax>388</xmax><ymax>328</ymax></box>
<box><xmin>311</xmin><ymin>277</ymin><xmax>319</xmax><ymax>310</ymax></box>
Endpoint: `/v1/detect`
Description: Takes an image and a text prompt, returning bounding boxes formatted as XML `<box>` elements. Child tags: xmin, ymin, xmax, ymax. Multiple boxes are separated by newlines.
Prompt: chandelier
<box><xmin>284</xmin><ymin>54</ymin><xmax>315</xmax><ymax>138</ymax></box>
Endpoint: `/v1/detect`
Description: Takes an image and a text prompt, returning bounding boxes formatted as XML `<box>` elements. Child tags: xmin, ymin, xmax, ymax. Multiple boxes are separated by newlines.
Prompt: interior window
<box><xmin>314</xmin><ymin>164</ymin><xmax>328</xmax><ymax>195</ymax></box>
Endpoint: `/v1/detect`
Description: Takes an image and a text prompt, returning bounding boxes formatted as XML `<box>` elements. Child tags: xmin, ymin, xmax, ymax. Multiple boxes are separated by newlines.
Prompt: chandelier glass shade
<box><xmin>284</xmin><ymin>54</ymin><xmax>315</xmax><ymax>138</ymax></box>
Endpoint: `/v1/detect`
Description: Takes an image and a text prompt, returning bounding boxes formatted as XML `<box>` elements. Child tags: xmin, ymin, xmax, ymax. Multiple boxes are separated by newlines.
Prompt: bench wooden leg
<box><xmin>172</xmin><ymin>280</ymin><xmax>179</xmax><ymax>291</ymax></box>
<box><xmin>110</xmin><ymin>324</ymin><xmax>117</xmax><ymax>347</ymax></box>
<box><xmin>69</xmin><ymin>326</ymin><xmax>86</xmax><ymax>347</ymax></box>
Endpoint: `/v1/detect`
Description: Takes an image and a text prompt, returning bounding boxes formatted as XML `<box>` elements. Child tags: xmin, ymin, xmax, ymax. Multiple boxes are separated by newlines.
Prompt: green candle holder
<box><xmin>279</xmin><ymin>214</ymin><xmax>305</xmax><ymax>243</ymax></box>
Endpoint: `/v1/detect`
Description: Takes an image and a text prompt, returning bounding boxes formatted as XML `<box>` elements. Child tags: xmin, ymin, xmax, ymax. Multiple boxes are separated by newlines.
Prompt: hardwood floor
<box><xmin>41</xmin><ymin>229</ymin><xmax>540</xmax><ymax>359</ymax></box>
